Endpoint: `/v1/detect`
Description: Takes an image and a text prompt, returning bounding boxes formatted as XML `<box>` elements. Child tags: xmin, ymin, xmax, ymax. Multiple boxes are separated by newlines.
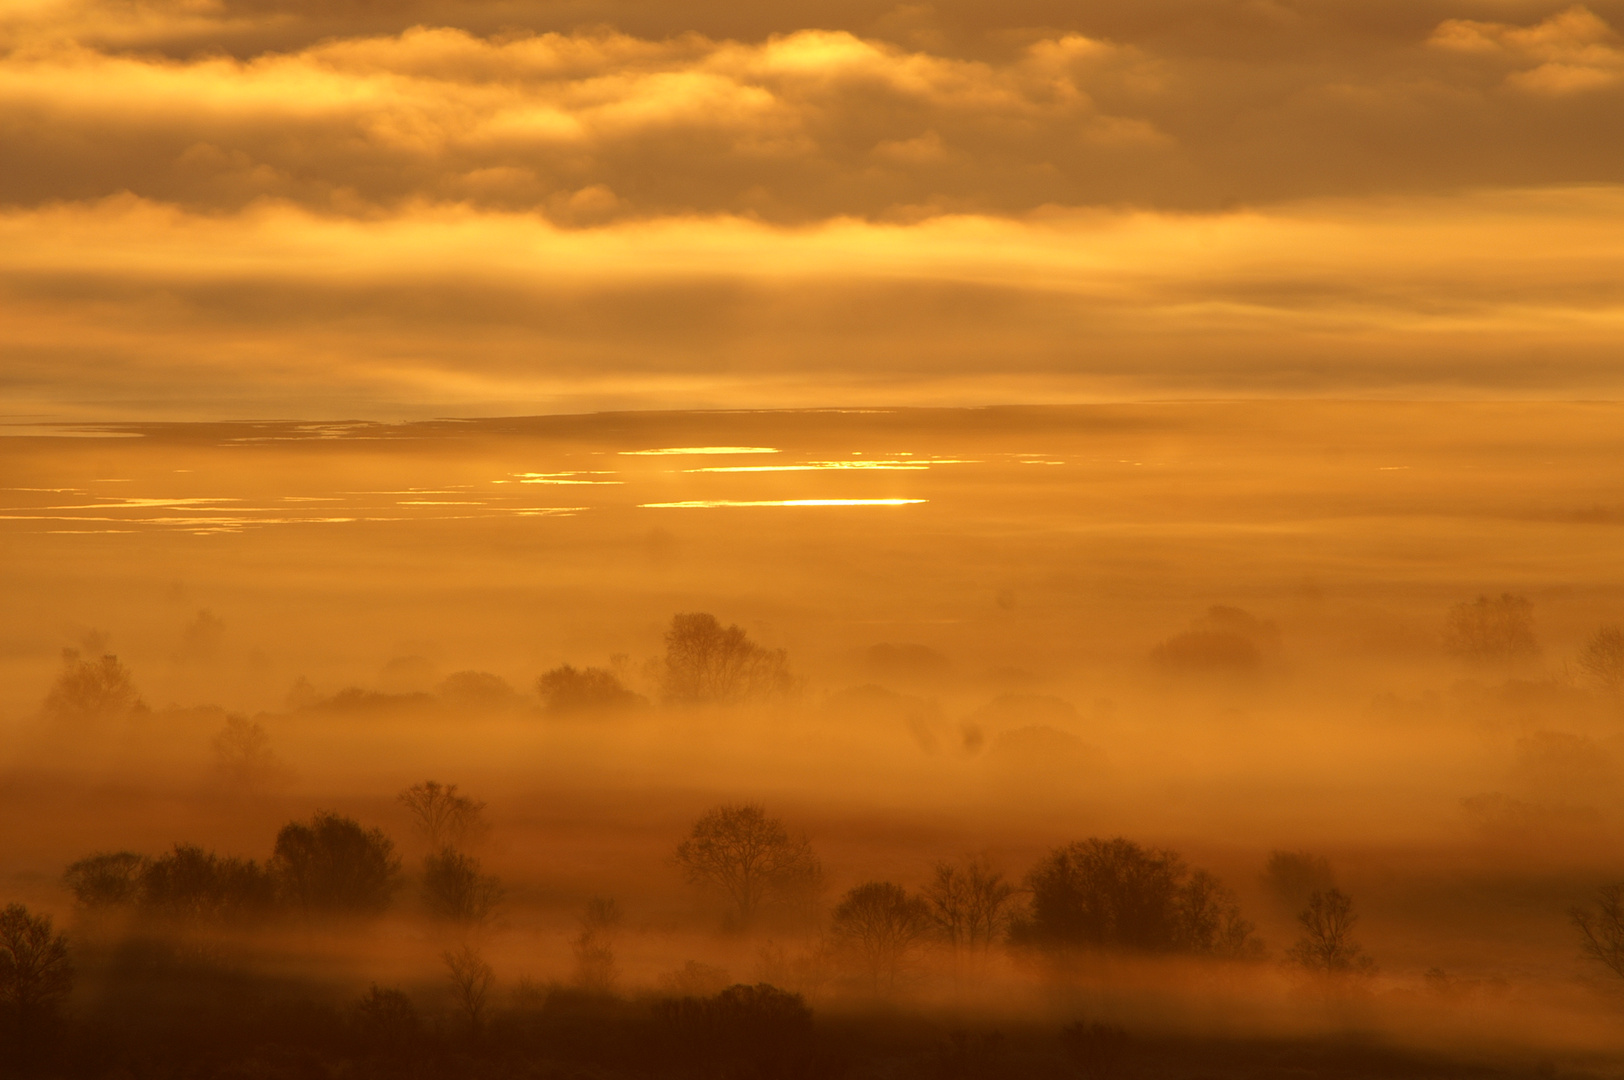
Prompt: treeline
<box><xmin>61</xmin><ymin>785</ymin><xmax>497</xmax><ymax>931</ymax></box>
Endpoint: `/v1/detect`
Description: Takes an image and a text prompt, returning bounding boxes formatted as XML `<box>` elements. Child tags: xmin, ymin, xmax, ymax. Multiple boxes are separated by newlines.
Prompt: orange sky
<box><xmin>4</xmin><ymin>0</ymin><xmax>1624</xmax><ymax>418</ymax></box>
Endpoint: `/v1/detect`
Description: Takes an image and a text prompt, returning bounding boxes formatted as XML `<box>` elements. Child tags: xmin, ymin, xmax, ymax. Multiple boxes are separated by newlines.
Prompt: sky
<box><xmin>4</xmin><ymin>0</ymin><xmax>1624</xmax><ymax>419</ymax></box>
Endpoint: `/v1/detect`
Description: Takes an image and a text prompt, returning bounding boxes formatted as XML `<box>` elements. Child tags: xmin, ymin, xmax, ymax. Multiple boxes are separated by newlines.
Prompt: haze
<box><xmin>3</xmin><ymin>2</ymin><xmax>1624</xmax><ymax>1078</ymax></box>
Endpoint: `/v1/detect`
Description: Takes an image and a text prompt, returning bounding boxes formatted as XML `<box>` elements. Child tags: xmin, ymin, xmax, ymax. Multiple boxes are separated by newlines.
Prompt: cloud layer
<box><xmin>3</xmin><ymin>1</ymin><xmax>1623</xmax><ymax>415</ymax></box>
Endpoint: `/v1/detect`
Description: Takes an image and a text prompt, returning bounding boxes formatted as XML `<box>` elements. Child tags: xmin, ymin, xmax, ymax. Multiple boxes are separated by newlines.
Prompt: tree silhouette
<box><xmin>137</xmin><ymin>844</ymin><xmax>277</xmax><ymax>924</ymax></box>
<box><xmin>661</xmin><ymin>613</ymin><xmax>793</xmax><ymax>705</ymax></box>
<box><xmin>0</xmin><ymin>904</ymin><xmax>72</xmax><ymax>1054</ymax></box>
<box><xmin>1572</xmin><ymin>882</ymin><xmax>1624</xmax><ymax>980</ymax></box>
<box><xmin>349</xmin><ymin>985</ymin><xmax>421</xmax><ymax>1059</ymax></box>
<box><xmin>42</xmin><ymin>649</ymin><xmax>145</xmax><ymax>725</ymax></box>
<box><xmin>271</xmin><ymin>812</ymin><xmax>400</xmax><ymax>916</ymax></box>
<box><xmin>443</xmin><ymin>945</ymin><xmax>494</xmax><ymax>1035</ymax></box>
<box><xmin>211</xmin><ymin>716</ymin><xmax>285</xmax><ymax>792</ymax></box>
<box><xmin>63</xmin><ymin>852</ymin><xmax>147</xmax><ymax>908</ymax></box>
<box><xmin>536</xmin><ymin>665</ymin><xmax>646</xmax><ymax>715</ymax></box>
<box><xmin>397</xmin><ymin>781</ymin><xmax>487</xmax><ymax>851</ymax></box>
<box><xmin>675</xmin><ymin>804</ymin><xmax>821</xmax><ymax>929</ymax></box>
<box><xmin>923</xmin><ymin>856</ymin><xmax>1017</xmax><ymax>957</ymax></box>
<box><xmin>1444</xmin><ymin>593</ymin><xmax>1538</xmax><ymax>667</ymax></box>
<box><xmin>1012</xmin><ymin>837</ymin><xmax>1256</xmax><ymax>957</ymax></box>
<box><xmin>830</xmin><ymin>881</ymin><xmax>931</xmax><ymax>990</ymax></box>
<box><xmin>422</xmin><ymin>848</ymin><xmax>502</xmax><ymax>925</ymax></box>
<box><xmin>1578</xmin><ymin>626</ymin><xmax>1624</xmax><ymax>696</ymax></box>
<box><xmin>1287</xmin><ymin>889</ymin><xmax>1375</xmax><ymax>975</ymax></box>
<box><xmin>571</xmin><ymin>897</ymin><xmax>621</xmax><ymax>993</ymax></box>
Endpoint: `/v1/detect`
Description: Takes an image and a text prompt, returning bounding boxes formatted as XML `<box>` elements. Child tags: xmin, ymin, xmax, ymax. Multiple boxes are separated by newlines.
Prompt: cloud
<box><xmin>1430</xmin><ymin>5</ymin><xmax>1624</xmax><ymax>95</ymax></box>
<box><xmin>2</xmin><ymin>2</ymin><xmax>1623</xmax><ymax>415</ymax></box>
<box><xmin>3</xmin><ymin>5</ymin><xmax>1623</xmax><ymax>220</ymax></box>
<box><xmin>3</xmin><ymin>188</ymin><xmax>1623</xmax><ymax>418</ymax></box>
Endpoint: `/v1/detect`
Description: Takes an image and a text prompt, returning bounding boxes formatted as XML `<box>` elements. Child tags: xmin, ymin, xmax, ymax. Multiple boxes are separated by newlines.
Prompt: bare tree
<box><xmin>923</xmin><ymin>856</ymin><xmax>1017</xmax><ymax>957</ymax></box>
<box><xmin>1444</xmin><ymin>594</ymin><xmax>1538</xmax><ymax>668</ymax></box>
<box><xmin>1572</xmin><ymin>882</ymin><xmax>1624</xmax><ymax>979</ymax></box>
<box><xmin>1287</xmin><ymin>889</ymin><xmax>1375</xmax><ymax>975</ymax></box>
<box><xmin>397</xmin><ymin>781</ymin><xmax>488</xmax><ymax>851</ymax></box>
<box><xmin>661</xmin><ymin>613</ymin><xmax>794</xmax><ymax>705</ymax></box>
<box><xmin>422</xmin><ymin>849</ymin><xmax>503</xmax><ymax>925</ymax></box>
<box><xmin>571</xmin><ymin>897</ymin><xmax>621</xmax><ymax>993</ymax></box>
<box><xmin>443</xmin><ymin>945</ymin><xmax>494</xmax><ymax>1034</ymax></box>
<box><xmin>1578</xmin><ymin>627</ymin><xmax>1624</xmax><ymax>697</ymax></box>
<box><xmin>42</xmin><ymin>649</ymin><xmax>145</xmax><ymax>725</ymax></box>
<box><xmin>830</xmin><ymin>882</ymin><xmax>931</xmax><ymax>991</ymax></box>
<box><xmin>0</xmin><ymin>904</ymin><xmax>73</xmax><ymax>1042</ymax></box>
<box><xmin>675</xmin><ymin>804</ymin><xmax>821</xmax><ymax>929</ymax></box>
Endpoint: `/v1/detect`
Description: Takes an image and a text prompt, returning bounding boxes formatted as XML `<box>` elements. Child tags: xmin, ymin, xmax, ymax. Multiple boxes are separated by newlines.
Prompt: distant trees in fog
<box><xmin>443</xmin><ymin>945</ymin><xmax>495</xmax><ymax>1034</ymax></box>
<box><xmin>141</xmin><ymin>844</ymin><xmax>277</xmax><ymax>923</ymax></box>
<box><xmin>572</xmin><ymin>898</ymin><xmax>622</xmax><ymax>993</ymax></box>
<box><xmin>62</xmin><ymin>852</ymin><xmax>145</xmax><ymax>908</ymax></box>
<box><xmin>1444</xmin><ymin>593</ymin><xmax>1539</xmax><ymax>667</ymax></box>
<box><xmin>64</xmin><ymin>812</ymin><xmax>404</xmax><ymax>924</ymax></box>
<box><xmin>830</xmin><ymin>882</ymin><xmax>931</xmax><ymax>990</ymax></box>
<box><xmin>211</xmin><ymin>716</ymin><xmax>285</xmax><ymax>792</ymax></box>
<box><xmin>1011</xmin><ymin>838</ymin><xmax>1257</xmax><ymax>958</ymax></box>
<box><xmin>272</xmin><ymin>812</ymin><xmax>401</xmax><ymax>916</ymax></box>
<box><xmin>398</xmin><ymin>780</ymin><xmax>503</xmax><ymax>925</ymax></box>
<box><xmin>423</xmin><ymin>849</ymin><xmax>503</xmax><ymax>926</ymax></box>
<box><xmin>675</xmin><ymin>804</ymin><xmax>822</xmax><ymax>929</ymax></box>
<box><xmin>1149</xmin><ymin>606</ymin><xmax>1276</xmax><ymax>675</ymax></box>
<box><xmin>923</xmin><ymin>856</ymin><xmax>1017</xmax><ymax>959</ymax></box>
<box><xmin>661</xmin><ymin>613</ymin><xmax>794</xmax><ymax>705</ymax></box>
<box><xmin>1261</xmin><ymin>850</ymin><xmax>1336</xmax><ymax>913</ymax></box>
<box><xmin>536</xmin><ymin>665</ymin><xmax>646</xmax><ymax>715</ymax></box>
<box><xmin>1287</xmin><ymin>889</ymin><xmax>1375</xmax><ymax>976</ymax></box>
<box><xmin>42</xmin><ymin>649</ymin><xmax>146</xmax><ymax>725</ymax></box>
<box><xmin>1572</xmin><ymin>883</ymin><xmax>1624</xmax><ymax>981</ymax></box>
<box><xmin>1579</xmin><ymin>626</ymin><xmax>1624</xmax><ymax>696</ymax></box>
<box><xmin>399</xmin><ymin>781</ymin><xmax>489</xmax><ymax>851</ymax></box>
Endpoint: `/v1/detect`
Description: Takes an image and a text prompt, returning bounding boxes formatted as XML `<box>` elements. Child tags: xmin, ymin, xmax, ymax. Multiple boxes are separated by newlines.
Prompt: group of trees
<box><xmin>59</xmin><ymin>784</ymin><xmax>504</xmax><ymax>942</ymax></box>
<box><xmin>64</xmin><ymin>812</ymin><xmax>402</xmax><ymax>925</ymax></box>
<box><xmin>536</xmin><ymin>613</ymin><xmax>794</xmax><ymax>714</ymax></box>
<box><xmin>399</xmin><ymin>781</ymin><xmax>503</xmax><ymax>926</ymax></box>
<box><xmin>668</xmin><ymin>805</ymin><xmax>1383</xmax><ymax>992</ymax></box>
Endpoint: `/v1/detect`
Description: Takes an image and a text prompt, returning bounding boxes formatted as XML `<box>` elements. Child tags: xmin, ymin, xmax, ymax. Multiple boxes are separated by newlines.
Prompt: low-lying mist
<box><xmin>3</xmin><ymin>403</ymin><xmax>1624</xmax><ymax>1078</ymax></box>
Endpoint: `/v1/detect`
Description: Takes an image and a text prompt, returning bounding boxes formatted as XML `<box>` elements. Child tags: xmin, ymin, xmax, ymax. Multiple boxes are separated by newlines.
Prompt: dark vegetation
<box><xmin>11</xmin><ymin>602</ymin><xmax>1624</xmax><ymax>1077</ymax></box>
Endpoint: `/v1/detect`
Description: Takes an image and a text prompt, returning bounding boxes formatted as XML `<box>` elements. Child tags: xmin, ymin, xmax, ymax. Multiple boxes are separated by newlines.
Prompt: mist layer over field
<box><xmin>4</xmin><ymin>402</ymin><xmax>1624</xmax><ymax>1076</ymax></box>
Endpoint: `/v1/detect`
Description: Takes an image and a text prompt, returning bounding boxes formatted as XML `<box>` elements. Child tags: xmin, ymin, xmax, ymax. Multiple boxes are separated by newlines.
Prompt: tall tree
<box><xmin>661</xmin><ymin>613</ymin><xmax>793</xmax><ymax>705</ymax></box>
<box><xmin>675</xmin><ymin>804</ymin><xmax>820</xmax><ymax>928</ymax></box>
